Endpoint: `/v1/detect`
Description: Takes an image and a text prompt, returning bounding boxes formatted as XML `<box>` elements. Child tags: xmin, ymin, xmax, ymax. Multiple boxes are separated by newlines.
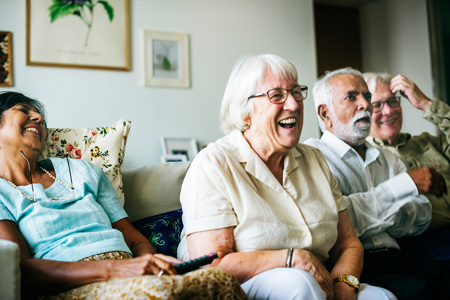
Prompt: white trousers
<box><xmin>241</xmin><ymin>268</ymin><xmax>397</xmax><ymax>300</ymax></box>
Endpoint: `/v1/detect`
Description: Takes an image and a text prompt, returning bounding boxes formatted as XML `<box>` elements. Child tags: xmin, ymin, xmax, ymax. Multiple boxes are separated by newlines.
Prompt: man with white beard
<box><xmin>304</xmin><ymin>68</ymin><xmax>447</xmax><ymax>300</ymax></box>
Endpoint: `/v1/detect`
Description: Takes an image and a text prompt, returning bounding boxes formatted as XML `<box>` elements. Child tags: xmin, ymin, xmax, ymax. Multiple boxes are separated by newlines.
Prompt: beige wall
<box><xmin>360</xmin><ymin>0</ymin><xmax>437</xmax><ymax>136</ymax></box>
<box><xmin>0</xmin><ymin>0</ymin><xmax>318</xmax><ymax>168</ymax></box>
<box><xmin>0</xmin><ymin>0</ymin><xmax>436</xmax><ymax>168</ymax></box>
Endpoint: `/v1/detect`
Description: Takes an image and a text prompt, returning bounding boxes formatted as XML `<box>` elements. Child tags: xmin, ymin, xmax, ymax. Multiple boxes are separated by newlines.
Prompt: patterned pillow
<box><xmin>132</xmin><ymin>209</ymin><xmax>183</xmax><ymax>257</ymax></box>
<box><xmin>39</xmin><ymin>120</ymin><xmax>131</xmax><ymax>205</ymax></box>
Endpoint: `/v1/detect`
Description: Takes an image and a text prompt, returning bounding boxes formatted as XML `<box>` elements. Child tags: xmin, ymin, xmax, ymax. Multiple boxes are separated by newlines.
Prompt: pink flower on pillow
<box><xmin>91</xmin><ymin>130</ymin><xmax>98</xmax><ymax>136</ymax></box>
<box><xmin>71</xmin><ymin>148</ymin><xmax>82</xmax><ymax>159</ymax></box>
<box><xmin>65</xmin><ymin>143</ymin><xmax>74</xmax><ymax>153</ymax></box>
<box><xmin>50</xmin><ymin>134</ymin><xmax>59</xmax><ymax>142</ymax></box>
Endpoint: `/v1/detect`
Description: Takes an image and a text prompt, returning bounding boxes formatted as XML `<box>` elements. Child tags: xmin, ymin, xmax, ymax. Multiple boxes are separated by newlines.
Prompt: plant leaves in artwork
<box><xmin>163</xmin><ymin>56</ymin><xmax>171</xmax><ymax>71</ymax></box>
<box><xmin>97</xmin><ymin>1</ymin><xmax>114</xmax><ymax>21</ymax></box>
<box><xmin>49</xmin><ymin>0</ymin><xmax>82</xmax><ymax>23</ymax></box>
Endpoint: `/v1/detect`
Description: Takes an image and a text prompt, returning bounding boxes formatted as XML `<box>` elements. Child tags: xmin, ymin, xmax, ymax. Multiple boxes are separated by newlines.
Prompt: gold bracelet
<box><xmin>286</xmin><ymin>248</ymin><xmax>294</xmax><ymax>268</ymax></box>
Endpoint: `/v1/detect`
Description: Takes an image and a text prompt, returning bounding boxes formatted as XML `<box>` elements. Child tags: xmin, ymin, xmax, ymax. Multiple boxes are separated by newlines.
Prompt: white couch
<box><xmin>0</xmin><ymin>161</ymin><xmax>190</xmax><ymax>300</ymax></box>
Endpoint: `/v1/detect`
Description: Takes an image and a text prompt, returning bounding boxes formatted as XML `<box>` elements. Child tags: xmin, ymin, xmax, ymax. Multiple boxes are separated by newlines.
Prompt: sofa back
<box><xmin>122</xmin><ymin>161</ymin><xmax>190</xmax><ymax>222</ymax></box>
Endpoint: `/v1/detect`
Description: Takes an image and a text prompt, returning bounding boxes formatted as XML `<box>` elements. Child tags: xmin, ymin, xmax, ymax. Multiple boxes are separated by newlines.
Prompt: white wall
<box><xmin>0</xmin><ymin>0</ymin><xmax>318</xmax><ymax>169</ymax></box>
<box><xmin>360</xmin><ymin>0</ymin><xmax>437</xmax><ymax>135</ymax></box>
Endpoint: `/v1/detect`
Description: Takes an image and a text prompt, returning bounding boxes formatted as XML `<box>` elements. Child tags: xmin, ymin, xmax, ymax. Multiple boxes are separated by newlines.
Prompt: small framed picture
<box><xmin>144</xmin><ymin>30</ymin><xmax>190</xmax><ymax>88</ymax></box>
<box><xmin>160</xmin><ymin>154</ymin><xmax>187</xmax><ymax>163</ymax></box>
<box><xmin>0</xmin><ymin>31</ymin><xmax>13</xmax><ymax>87</ymax></box>
<box><xmin>161</xmin><ymin>137</ymin><xmax>198</xmax><ymax>161</ymax></box>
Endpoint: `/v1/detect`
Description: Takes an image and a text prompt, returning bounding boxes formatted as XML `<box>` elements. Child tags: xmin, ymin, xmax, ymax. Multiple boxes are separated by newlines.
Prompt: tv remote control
<box><xmin>174</xmin><ymin>253</ymin><xmax>218</xmax><ymax>274</ymax></box>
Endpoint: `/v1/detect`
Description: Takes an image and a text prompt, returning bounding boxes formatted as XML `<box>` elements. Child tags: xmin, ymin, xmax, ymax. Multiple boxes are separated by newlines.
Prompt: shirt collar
<box><xmin>367</xmin><ymin>133</ymin><xmax>410</xmax><ymax>148</ymax></box>
<box><xmin>321</xmin><ymin>130</ymin><xmax>352</xmax><ymax>158</ymax></box>
<box><xmin>227</xmin><ymin>130</ymin><xmax>301</xmax><ymax>181</ymax></box>
<box><xmin>321</xmin><ymin>130</ymin><xmax>380</xmax><ymax>164</ymax></box>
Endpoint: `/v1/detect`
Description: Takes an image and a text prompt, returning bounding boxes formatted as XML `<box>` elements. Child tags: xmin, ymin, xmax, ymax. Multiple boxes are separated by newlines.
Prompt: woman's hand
<box><xmin>107</xmin><ymin>253</ymin><xmax>178</xmax><ymax>278</ymax></box>
<box><xmin>291</xmin><ymin>249</ymin><xmax>334</xmax><ymax>299</ymax></box>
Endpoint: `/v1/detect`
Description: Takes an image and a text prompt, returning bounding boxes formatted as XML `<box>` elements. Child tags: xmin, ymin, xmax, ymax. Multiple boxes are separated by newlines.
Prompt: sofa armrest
<box><xmin>0</xmin><ymin>239</ymin><xmax>20</xmax><ymax>300</ymax></box>
<box><xmin>122</xmin><ymin>162</ymin><xmax>190</xmax><ymax>222</ymax></box>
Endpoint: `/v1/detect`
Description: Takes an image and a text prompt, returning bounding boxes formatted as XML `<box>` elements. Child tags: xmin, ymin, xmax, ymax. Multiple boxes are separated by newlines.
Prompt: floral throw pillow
<box><xmin>132</xmin><ymin>209</ymin><xmax>184</xmax><ymax>257</ymax></box>
<box><xmin>39</xmin><ymin>120</ymin><xmax>131</xmax><ymax>205</ymax></box>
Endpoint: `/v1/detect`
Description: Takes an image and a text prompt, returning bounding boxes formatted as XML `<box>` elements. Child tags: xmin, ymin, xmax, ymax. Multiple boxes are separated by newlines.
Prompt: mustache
<box><xmin>352</xmin><ymin>111</ymin><xmax>372</xmax><ymax>124</ymax></box>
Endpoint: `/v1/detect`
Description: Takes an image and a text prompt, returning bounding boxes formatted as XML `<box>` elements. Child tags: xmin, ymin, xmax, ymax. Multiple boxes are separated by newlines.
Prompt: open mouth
<box><xmin>355</xmin><ymin>116</ymin><xmax>370</xmax><ymax>124</ymax></box>
<box><xmin>380</xmin><ymin>119</ymin><xmax>396</xmax><ymax>125</ymax></box>
<box><xmin>278</xmin><ymin>117</ymin><xmax>296</xmax><ymax>128</ymax></box>
<box><xmin>25</xmin><ymin>127</ymin><xmax>40</xmax><ymax>135</ymax></box>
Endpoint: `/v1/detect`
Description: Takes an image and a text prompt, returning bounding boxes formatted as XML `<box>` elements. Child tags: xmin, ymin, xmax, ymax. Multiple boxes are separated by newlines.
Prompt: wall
<box><xmin>360</xmin><ymin>0</ymin><xmax>437</xmax><ymax>135</ymax></box>
<box><xmin>0</xmin><ymin>0</ymin><xmax>318</xmax><ymax>169</ymax></box>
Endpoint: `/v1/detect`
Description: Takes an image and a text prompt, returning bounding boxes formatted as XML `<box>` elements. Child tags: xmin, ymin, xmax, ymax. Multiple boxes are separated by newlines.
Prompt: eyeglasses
<box><xmin>248</xmin><ymin>85</ymin><xmax>308</xmax><ymax>104</ymax></box>
<box><xmin>372</xmin><ymin>96</ymin><xmax>401</xmax><ymax>113</ymax></box>
<box><xmin>20</xmin><ymin>146</ymin><xmax>75</xmax><ymax>202</ymax></box>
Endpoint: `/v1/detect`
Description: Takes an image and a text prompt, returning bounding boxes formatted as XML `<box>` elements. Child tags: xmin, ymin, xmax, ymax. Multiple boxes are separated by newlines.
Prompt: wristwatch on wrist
<box><xmin>333</xmin><ymin>274</ymin><xmax>360</xmax><ymax>290</ymax></box>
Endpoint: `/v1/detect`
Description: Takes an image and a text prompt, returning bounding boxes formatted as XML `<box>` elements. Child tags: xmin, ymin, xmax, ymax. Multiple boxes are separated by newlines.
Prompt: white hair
<box><xmin>220</xmin><ymin>54</ymin><xmax>298</xmax><ymax>134</ymax></box>
<box><xmin>312</xmin><ymin>67</ymin><xmax>364</xmax><ymax>132</ymax></box>
<box><xmin>363</xmin><ymin>72</ymin><xmax>392</xmax><ymax>92</ymax></box>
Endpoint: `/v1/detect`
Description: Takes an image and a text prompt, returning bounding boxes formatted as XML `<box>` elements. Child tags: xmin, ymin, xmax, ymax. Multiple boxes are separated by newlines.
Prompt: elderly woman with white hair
<box><xmin>177</xmin><ymin>54</ymin><xmax>395</xmax><ymax>300</ymax></box>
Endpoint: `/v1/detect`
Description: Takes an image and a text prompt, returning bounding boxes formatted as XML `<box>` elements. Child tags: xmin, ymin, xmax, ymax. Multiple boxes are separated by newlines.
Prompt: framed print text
<box><xmin>26</xmin><ymin>0</ymin><xmax>130</xmax><ymax>71</ymax></box>
<box><xmin>144</xmin><ymin>30</ymin><xmax>190</xmax><ymax>88</ymax></box>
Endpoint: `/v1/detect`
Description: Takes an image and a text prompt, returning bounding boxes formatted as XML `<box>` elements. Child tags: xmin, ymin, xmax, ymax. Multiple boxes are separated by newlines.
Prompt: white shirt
<box><xmin>177</xmin><ymin>130</ymin><xmax>347</xmax><ymax>262</ymax></box>
<box><xmin>304</xmin><ymin>131</ymin><xmax>431</xmax><ymax>250</ymax></box>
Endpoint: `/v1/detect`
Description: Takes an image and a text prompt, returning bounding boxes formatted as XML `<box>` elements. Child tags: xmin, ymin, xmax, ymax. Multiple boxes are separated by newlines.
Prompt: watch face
<box><xmin>347</xmin><ymin>275</ymin><xmax>359</xmax><ymax>285</ymax></box>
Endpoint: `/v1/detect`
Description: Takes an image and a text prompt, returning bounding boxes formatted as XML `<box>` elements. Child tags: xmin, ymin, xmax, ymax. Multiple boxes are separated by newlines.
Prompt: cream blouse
<box><xmin>177</xmin><ymin>130</ymin><xmax>346</xmax><ymax>262</ymax></box>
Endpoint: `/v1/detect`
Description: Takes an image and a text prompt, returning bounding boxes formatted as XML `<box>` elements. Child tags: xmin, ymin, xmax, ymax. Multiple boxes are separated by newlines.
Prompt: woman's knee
<box><xmin>241</xmin><ymin>268</ymin><xmax>326</xmax><ymax>300</ymax></box>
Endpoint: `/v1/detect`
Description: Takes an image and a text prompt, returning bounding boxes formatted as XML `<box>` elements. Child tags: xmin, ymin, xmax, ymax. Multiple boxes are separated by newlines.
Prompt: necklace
<box><xmin>0</xmin><ymin>167</ymin><xmax>72</xmax><ymax>202</ymax></box>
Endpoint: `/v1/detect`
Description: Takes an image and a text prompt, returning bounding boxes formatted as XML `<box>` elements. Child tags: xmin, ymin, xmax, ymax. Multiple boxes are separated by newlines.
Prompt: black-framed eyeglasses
<box><xmin>248</xmin><ymin>85</ymin><xmax>308</xmax><ymax>104</ymax></box>
<box><xmin>372</xmin><ymin>96</ymin><xmax>401</xmax><ymax>113</ymax></box>
<box><xmin>20</xmin><ymin>146</ymin><xmax>75</xmax><ymax>202</ymax></box>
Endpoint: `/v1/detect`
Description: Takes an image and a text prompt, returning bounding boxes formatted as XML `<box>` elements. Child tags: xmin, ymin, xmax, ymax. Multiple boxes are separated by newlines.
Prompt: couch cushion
<box><xmin>123</xmin><ymin>161</ymin><xmax>190</xmax><ymax>222</ymax></box>
<box><xmin>39</xmin><ymin>120</ymin><xmax>131</xmax><ymax>205</ymax></box>
<box><xmin>132</xmin><ymin>209</ymin><xmax>183</xmax><ymax>257</ymax></box>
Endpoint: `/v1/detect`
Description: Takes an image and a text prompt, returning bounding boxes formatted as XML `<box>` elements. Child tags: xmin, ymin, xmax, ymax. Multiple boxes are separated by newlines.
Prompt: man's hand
<box><xmin>390</xmin><ymin>74</ymin><xmax>432</xmax><ymax>111</ymax></box>
<box><xmin>407</xmin><ymin>165</ymin><xmax>448</xmax><ymax>196</ymax></box>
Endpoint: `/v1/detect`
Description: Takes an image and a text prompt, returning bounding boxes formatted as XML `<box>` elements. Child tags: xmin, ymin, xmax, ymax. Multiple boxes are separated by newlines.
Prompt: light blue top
<box><xmin>0</xmin><ymin>157</ymin><xmax>131</xmax><ymax>261</ymax></box>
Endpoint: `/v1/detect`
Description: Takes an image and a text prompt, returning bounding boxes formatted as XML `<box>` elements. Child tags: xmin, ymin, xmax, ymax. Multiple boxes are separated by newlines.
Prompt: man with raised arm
<box><xmin>304</xmin><ymin>68</ymin><xmax>447</xmax><ymax>300</ymax></box>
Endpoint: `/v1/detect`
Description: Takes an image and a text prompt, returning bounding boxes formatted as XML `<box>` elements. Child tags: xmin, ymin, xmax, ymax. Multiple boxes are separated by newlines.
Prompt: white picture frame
<box><xmin>161</xmin><ymin>137</ymin><xmax>198</xmax><ymax>161</ymax></box>
<box><xmin>144</xmin><ymin>30</ymin><xmax>190</xmax><ymax>88</ymax></box>
<box><xmin>160</xmin><ymin>154</ymin><xmax>188</xmax><ymax>163</ymax></box>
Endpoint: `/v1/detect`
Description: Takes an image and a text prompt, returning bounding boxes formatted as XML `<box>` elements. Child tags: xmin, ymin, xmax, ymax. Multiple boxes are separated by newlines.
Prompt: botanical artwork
<box><xmin>0</xmin><ymin>32</ymin><xmax>12</xmax><ymax>87</ymax></box>
<box><xmin>152</xmin><ymin>40</ymin><xmax>179</xmax><ymax>78</ymax></box>
<box><xmin>27</xmin><ymin>0</ymin><xmax>129</xmax><ymax>70</ymax></box>
<box><xmin>144</xmin><ymin>30</ymin><xmax>190</xmax><ymax>88</ymax></box>
<box><xmin>49</xmin><ymin>0</ymin><xmax>114</xmax><ymax>47</ymax></box>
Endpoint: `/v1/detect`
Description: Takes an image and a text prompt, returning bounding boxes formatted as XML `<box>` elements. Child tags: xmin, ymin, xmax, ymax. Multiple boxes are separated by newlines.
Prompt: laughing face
<box><xmin>0</xmin><ymin>103</ymin><xmax>47</xmax><ymax>153</ymax></box>
<box><xmin>369</xmin><ymin>81</ymin><xmax>403</xmax><ymax>145</ymax></box>
<box><xmin>328</xmin><ymin>74</ymin><xmax>373</xmax><ymax>146</ymax></box>
<box><xmin>243</xmin><ymin>74</ymin><xmax>303</xmax><ymax>157</ymax></box>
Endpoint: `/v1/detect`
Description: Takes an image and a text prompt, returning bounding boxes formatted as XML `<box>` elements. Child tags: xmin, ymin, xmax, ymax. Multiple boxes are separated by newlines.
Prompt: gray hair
<box><xmin>313</xmin><ymin>67</ymin><xmax>364</xmax><ymax>132</ymax></box>
<box><xmin>220</xmin><ymin>54</ymin><xmax>298</xmax><ymax>134</ymax></box>
<box><xmin>363</xmin><ymin>72</ymin><xmax>392</xmax><ymax>92</ymax></box>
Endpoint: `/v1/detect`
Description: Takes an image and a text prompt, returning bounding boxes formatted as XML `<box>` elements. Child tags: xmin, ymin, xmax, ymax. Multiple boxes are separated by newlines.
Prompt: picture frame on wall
<box><xmin>0</xmin><ymin>31</ymin><xmax>12</xmax><ymax>87</ymax></box>
<box><xmin>161</xmin><ymin>137</ymin><xmax>198</xmax><ymax>161</ymax></box>
<box><xmin>26</xmin><ymin>0</ymin><xmax>130</xmax><ymax>71</ymax></box>
<box><xmin>160</xmin><ymin>154</ymin><xmax>188</xmax><ymax>163</ymax></box>
<box><xmin>144</xmin><ymin>30</ymin><xmax>190</xmax><ymax>88</ymax></box>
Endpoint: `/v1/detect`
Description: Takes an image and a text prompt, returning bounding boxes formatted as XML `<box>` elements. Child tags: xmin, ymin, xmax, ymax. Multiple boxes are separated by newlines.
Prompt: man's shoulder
<box><xmin>303</xmin><ymin>137</ymin><xmax>325</xmax><ymax>149</ymax></box>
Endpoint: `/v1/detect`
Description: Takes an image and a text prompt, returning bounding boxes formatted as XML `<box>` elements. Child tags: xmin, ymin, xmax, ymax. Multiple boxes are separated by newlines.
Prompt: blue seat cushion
<box><xmin>132</xmin><ymin>208</ymin><xmax>183</xmax><ymax>258</ymax></box>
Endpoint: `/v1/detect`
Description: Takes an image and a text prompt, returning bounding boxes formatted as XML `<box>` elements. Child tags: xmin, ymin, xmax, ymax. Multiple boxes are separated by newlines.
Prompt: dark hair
<box><xmin>0</xmin><ymin>92</ymin><xmax>47</xmax><ymax>129</ymax></box>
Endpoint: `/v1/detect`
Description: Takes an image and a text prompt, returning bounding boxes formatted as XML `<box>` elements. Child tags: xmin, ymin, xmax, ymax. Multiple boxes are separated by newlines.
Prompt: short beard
<box><xmin>330</xmin><ymin>110</ymin><xmax>372</xmax><ymax>146</ymax></box>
